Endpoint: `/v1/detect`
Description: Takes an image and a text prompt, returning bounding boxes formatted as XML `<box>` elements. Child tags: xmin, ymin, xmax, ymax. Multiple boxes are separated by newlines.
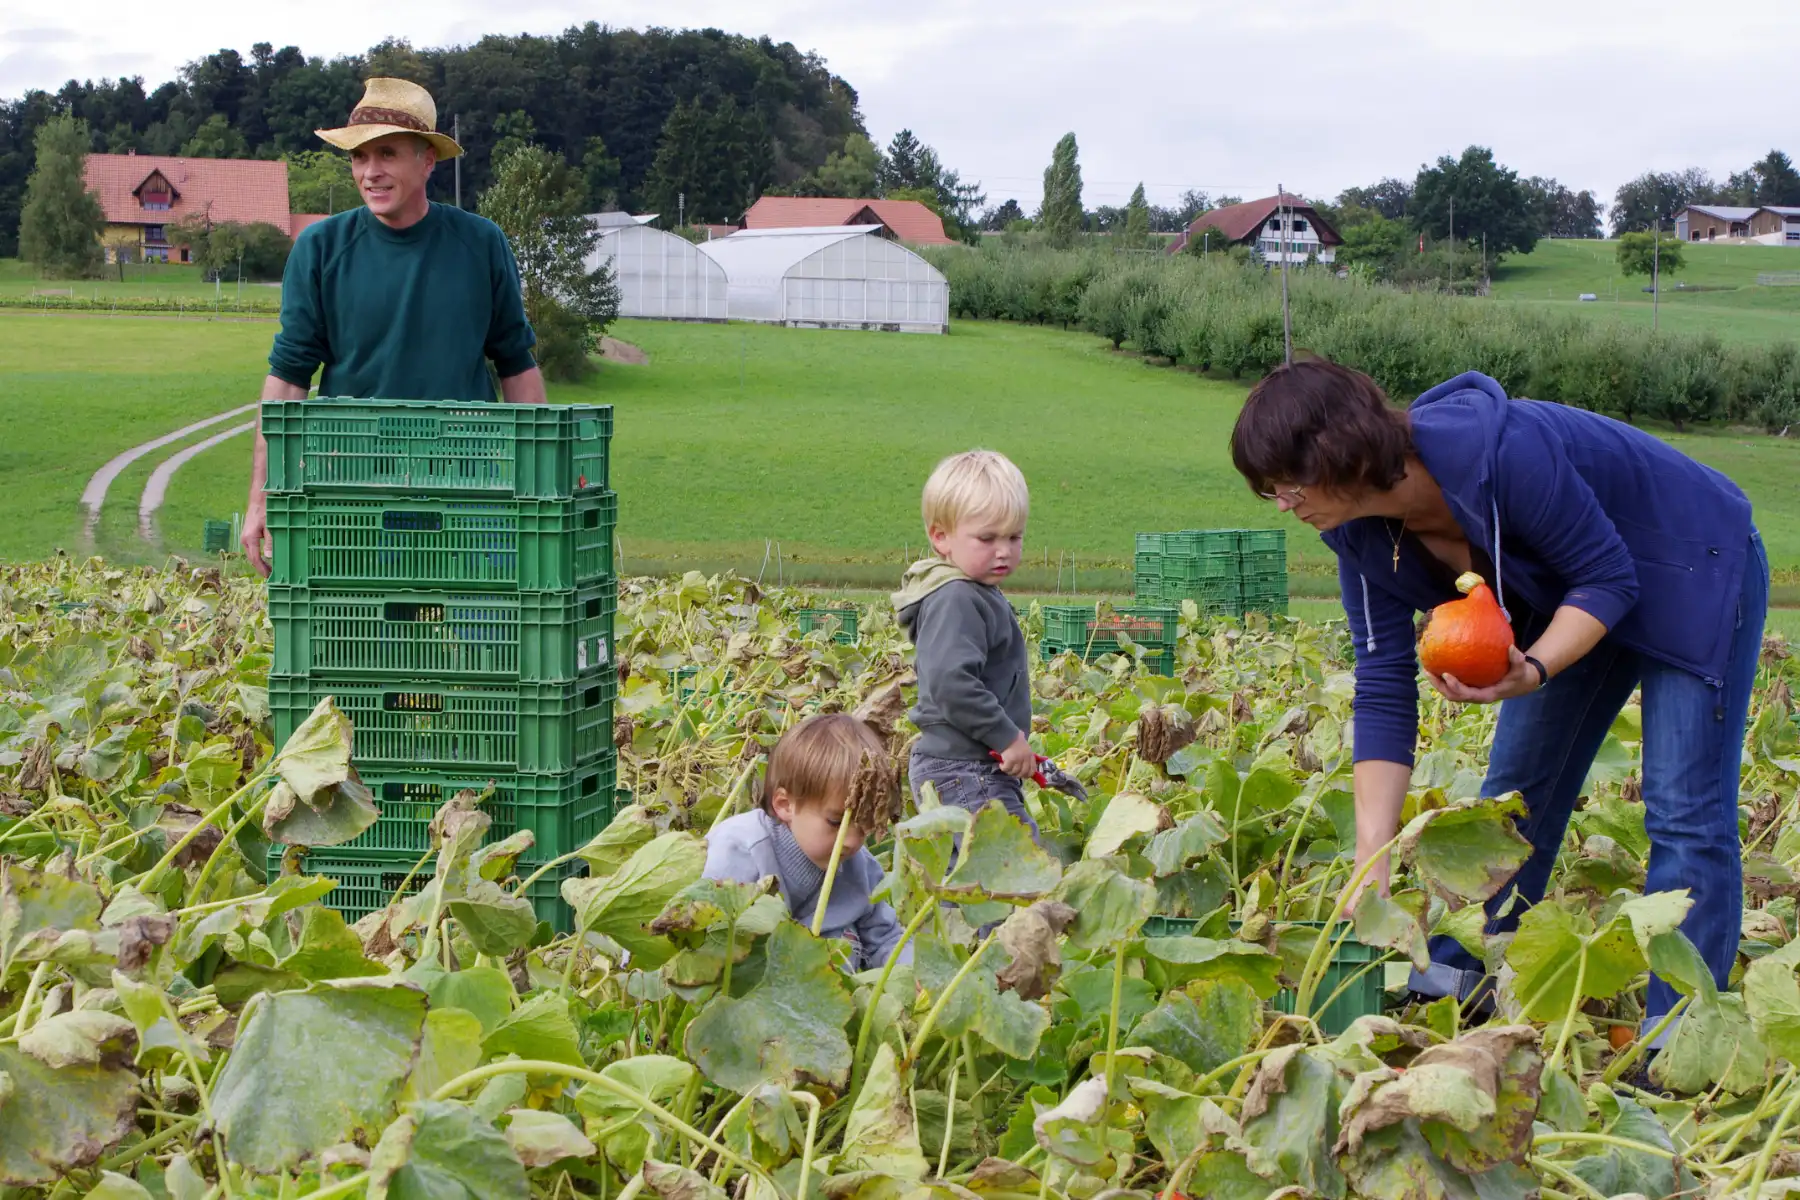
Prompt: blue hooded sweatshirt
<box><xmin>1323</xmin><ymin>371</ymin><xmax>1754</xmax><ymax>767</ymax></box>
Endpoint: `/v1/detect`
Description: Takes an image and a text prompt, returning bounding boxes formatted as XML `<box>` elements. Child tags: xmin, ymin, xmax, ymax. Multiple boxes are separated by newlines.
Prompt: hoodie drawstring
<box><xmin>1491</xmin><ymin>501</ymin><xmax>1510</xmax><ymax>623</ymax></box>
<box><xmin>1360</xmin><ymin>576</ymin><xmax>1376</xmax><ymax>652</ymax></box>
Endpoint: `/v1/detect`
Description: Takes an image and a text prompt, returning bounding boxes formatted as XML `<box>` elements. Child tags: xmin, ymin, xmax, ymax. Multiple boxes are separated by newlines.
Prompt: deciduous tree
<box><xmin>1411</xmin><ymin>145</ymin><xmax>1539</xmax><ymax>260</ymax></box>
<box><xmin>18</xmin><ymin>114</ymin><xmax>104</xmax><ymax>277</ymax></box>
<box><xmin>481</xmin><ymin>142</ymin><xmax>621</xmax><ymax>381</ymax></box>
<box><xmin>1617</xmin><ymin>231</ymin><xmax>1684</xmax><ymax>280</ymax></box>
<box><xmin>1038</xmin><ymin>132</ymin><xmax>1083</xmax><ymax>249</ymax></box>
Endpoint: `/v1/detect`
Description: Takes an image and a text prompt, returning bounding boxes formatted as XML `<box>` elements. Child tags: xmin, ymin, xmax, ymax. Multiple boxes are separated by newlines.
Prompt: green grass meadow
<box><xmin>1490</xmin><ymin>238</ymin><xmax>1800</xmax><ymax>345</ymax></box>
<box><xmin>4</xmin><ymin>296</ymin><xmax>1799</xmax><ymax>613</ymax></box>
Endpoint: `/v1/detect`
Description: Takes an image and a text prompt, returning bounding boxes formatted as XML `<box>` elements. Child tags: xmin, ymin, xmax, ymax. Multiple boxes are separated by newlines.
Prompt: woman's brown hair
<box><xmin>763</xmin><ymin>713</ymin><xmax>892</xmax><ymax>814</ymax></box>
<box><xmin>1230</xmin><ymin>358</ymin><xmax>1414</xmax><ymax>497</ymax></box>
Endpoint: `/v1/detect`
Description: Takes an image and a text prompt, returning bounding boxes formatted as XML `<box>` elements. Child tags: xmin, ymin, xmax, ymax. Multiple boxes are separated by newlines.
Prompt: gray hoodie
<box><xmin>892</xmin><ymin>558</ymin><xmax>1031</xmax><ymax>761</ymax></box>
<box><xmin>702</xmin><ymin>809</ymin><xmax>911</xmax><ymax>972</ymax></box>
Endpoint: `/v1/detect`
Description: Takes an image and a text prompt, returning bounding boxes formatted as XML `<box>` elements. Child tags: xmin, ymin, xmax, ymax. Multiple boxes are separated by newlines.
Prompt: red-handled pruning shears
<box><xmin>990</xmin><ymin>749</ymin><xmax>1052</xmax><ymax>787</ymax></box>
<box><xmin>989</xmin><ymin>750</ymin><xmax>1088</xmax><ymax>800</ymax></box>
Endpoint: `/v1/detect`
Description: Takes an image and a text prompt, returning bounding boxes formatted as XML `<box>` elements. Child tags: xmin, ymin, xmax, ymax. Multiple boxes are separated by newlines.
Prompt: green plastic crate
<box><xmin>265</xmin><ymin>492</ymin><xmax>615</xmax><ymax>591</ymax></box>
<box><xmin>203</xmin><ymin>519</ymin><xmax>233</xmax><ymax>554</ymax></box>
<box><xmin>1136</xmin><ymin>530</ymin><xmax>1239</xmax><ymax>558</ymax></box>
<box><xmin>1142</xmin><ymin>917</ymin><xmax>1383</xmax><ymax>1037</ymax></box>
<box><xmin>267</xmin><ymin>848</ymin><xmax>584</xmax><ymax>932</ymax></box>
<box><xmin>269</xmin><ymin>580</ymin><xmax>614</xmax><ymax>683</ymax></box>
<box><xmin>269</xmin><ymin>675</ymin><xmax>615</xmax><ymax>774</ymax></box>
<box><xmin>263</xmin><ymin>399</ymin><xmax>610</xmax><ymax>497</ymax></box>
<box><xmin>1041</xmin><ymin>604</ymin><xmax>1180</xmax><ymax>654</ymax></box>
<box><xmin>1238</xmin><ymin>529</ymin><xmax>1287</xmax><ymax>555</ymax></box>
<box><xmin>1156</xmin><ymin>554</ymin><xmax>1240</xmax><ymax>586</ymax></box>
<box><xmin>313</xmin><ymin>757</ymin><xmax>616</xmax><ymax>859</ymax></box>
<box><xmin>795</xmin><ymin>607</ymin><xmax>859</xmax><ymax>644</ymax></box>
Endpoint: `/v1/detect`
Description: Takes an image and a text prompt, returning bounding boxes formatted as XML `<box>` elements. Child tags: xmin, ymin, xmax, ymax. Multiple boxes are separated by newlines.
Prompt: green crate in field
<box><xmin>269</xmin><ymin>580</ymin><xmax>614</xmax><ymax>683</ymax></box>
<box><xmin>1241</xmin><ymin>550</ymin><xmax>1287</xmax><ymax>575</ymax></box>
<box><xmin>1142</xmin><ymin>917</ymin><xmax>1383</xmax><ymax>1036</ymax></box>
<box><xmin>270</xmin><ymin>675</ymin><xmax>615</xmax><ymax>774</ymax></box>
<box><xmin>263</xmin><ymin>399</ymin><xmax>610</xmax><ymax>497</ymax></box>
<box><xmin>1136</xmin><ymin>530</ymin><xmax>1240</xmax><ymax>558</ymax></box>
<box><xmin>795</xmin><ymin>607</ymin><xmax>859</xmax><ymax>643</ymax></box>
<box><xmin>1156</xmin><ymin>553</ymin><xmax>1239</xmax><ymax>586</ymax></box>
<box><xmin>315</xmin><ymin>757</ymin><xmax>615</xmax><ymax>859</ymax></box>
<box><xmin>265</xmin><ymin>492</ymin><xmax>614</xmax><ymax>591</ymax></box>
<box><xmin>1238</xmin><ymin>529</ymin><xmax>1286</xmax><ymax>553</ymax></box>
<box><xmin>267</xmin><ymin>848</ymin><xmax>585</xmax><ymax>932</ymax></box>
<box><xmin>203</xmin><ymin>519</ymin><xmax>232</xmax><ymax>554</ymax></box>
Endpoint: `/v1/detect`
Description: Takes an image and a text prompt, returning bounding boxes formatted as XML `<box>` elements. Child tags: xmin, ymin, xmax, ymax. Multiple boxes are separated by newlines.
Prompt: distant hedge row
<box><xmin>921</xmin><ymin>247</ymin><xmax>1800</xmax><ymax>433</ymax></box>
<box><xmin>0</xmin><ymin>293</ymin><xmax>280</xmax><ymax>316</ymax></box>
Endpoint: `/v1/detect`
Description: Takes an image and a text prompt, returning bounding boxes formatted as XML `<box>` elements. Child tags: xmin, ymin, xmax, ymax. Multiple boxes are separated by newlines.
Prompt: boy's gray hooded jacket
<box><xmin>893</xmin><ymin>558</ymin><xmax>1031</xmax><ymax>761</ymax></box>
<box><xmin>702</xmin><ymin>810</ymin><xmax>910</xmax><ymax>972</ymax></box>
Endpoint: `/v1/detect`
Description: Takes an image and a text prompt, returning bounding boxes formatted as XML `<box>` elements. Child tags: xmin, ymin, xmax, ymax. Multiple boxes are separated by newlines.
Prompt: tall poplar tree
<box><xmin>1039</xmin><ymin>132</ymin><xmax>1083</xmax><ymax>249</ymax></box>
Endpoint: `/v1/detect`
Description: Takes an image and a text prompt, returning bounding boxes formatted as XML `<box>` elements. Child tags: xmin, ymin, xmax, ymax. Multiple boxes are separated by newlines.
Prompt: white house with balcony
<box><xmin>1166</xmin><ymin>193</ymin><xmax>1342</xmax><ymax>263</ymax></box>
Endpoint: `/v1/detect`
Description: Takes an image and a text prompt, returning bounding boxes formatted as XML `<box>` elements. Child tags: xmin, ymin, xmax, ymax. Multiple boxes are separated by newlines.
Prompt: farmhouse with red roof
<box><xmin>740</xmin><ymin>196</ymin><xmax>956</xmax><ymax>245</ymax></box>
<box><xmin>82</xmin><ymin>151</ymin><xmax>323</xmax><ymax>263</ymax></box>
<box><xmin>1166</xmin><ymin>193</ymin><xmax>1341</xmax><ymax>264</ymax></box>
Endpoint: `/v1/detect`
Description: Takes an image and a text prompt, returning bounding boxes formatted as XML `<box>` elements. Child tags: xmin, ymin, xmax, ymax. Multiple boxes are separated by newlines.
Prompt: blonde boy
<box><xmin>892</xmin><ymin>450</ymin><xmax>1038</xmax><ymax>831</ymax></box>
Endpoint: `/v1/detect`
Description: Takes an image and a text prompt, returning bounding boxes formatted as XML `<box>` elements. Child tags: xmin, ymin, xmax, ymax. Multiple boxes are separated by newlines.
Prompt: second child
<box><xmin>893</xmin><ymin>449</ymin><xmax>1039</xmax><ymax>832</ymax></box>
<box><xmin>703</xmin><ymin>714</ymin><xmax>910</xmax><ymax>971</ymax></box>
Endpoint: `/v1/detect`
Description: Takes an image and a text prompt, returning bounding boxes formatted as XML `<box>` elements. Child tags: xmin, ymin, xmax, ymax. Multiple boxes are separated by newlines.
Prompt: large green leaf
<box><xmin>1353</xmin><ymin>889</ymin><xmax>1431</xmax><ymax>971</ymax></box>
<box><xmin>1127</xmin><ymin>980</ymin><xmax>1259</xmax><ymax>1075</ymax></box>
<box><xmin>1</xmin><ymin>862</ymin><xmax>103</xmax><ymax>976</ymax></box>
<box><xmin>685</xmin><ymin>921</ymin><xmax>854</xmax><ymax>1092</ymax></box>
<box><xmin>937</xmin><ymin>802</ymin><xmax>1061</xmax><ymax>904</ymax></box>
<box><xmin>264</xmin><ymin>777</ymin><xmax>381</xmax><ymax>847</ymax></box>
<box><xmin>577</xmin><ymin>803</ymin><xmax>660</xmax><ymax>875</ymax></box>
<box><xmin>837</xmin><ymin>1044</ymin><xmax>929</xmax><ymax>1179</ymax></box>
<box><xmin>279</xmin><ymin>905</ymin><xmax>386</xmax><ymax>981</ymax></box>
<box><xmin>574</xmin><ymin>1056</ymin><xmax>695</xmax><ymax>1176</ymax></box>
<box><xmin>445</xmin><ymin>878</ymin><xmax>540</xmax><ymax>956</ymax></box>
<box><xmin>1567</xmin><ymin>1089</ymin><xmax>1692</xmax><ymax>1199</ymax></box>
<box><xmin>1238</xmin><ymin>1045</ymin><xmax>1348</xmax><ymax>1199</ymax></box>
<box><xmin>1398</xmin><ymin>796</ymin><xmax>1531</xmax><ymax>903</ymax></box>
<box><xmin>1504</xmin><ymin>898</ymin><xmax>1684</xmax><ymax>1021</ymax></box>
<box><xmin>914</xmin><ymin>934</ymin><xmax>1049</xmax><ymax>1060</ymax></box>
<box><xmin>563</xmin><ymin>832</ymin><xmax>707</xmax><ymax>968</ymax></box>
<box><xmin>482</xmin><ymin>992</ymin><xmax>583</xmax><ymax>1067</ymax></box>
<box><xmin>402</xmin><ymin>1009</ymin><xmax>486</xmax><ymax>1105</ymax></box>
<box><xmin>1652</xmin><ymin>989</ymin><xmax>1766</xmax><ymax>1094</ymax></box>
<box><xmin>1032</xmin><ymin>1078</ymin><xmax>1110</xmax><ymax>1167</ymax></box>
<box><xmin>0</xmin><ymin>1042</ymin><xmax>139</xmax><ymax>1186</ymax></box>
<box><xmin>1746</xmin><ymin>936</ymin><xmax>1800</xmax><ymax>1063</ymax></box>
<box><xmin>503</xmin><ymin>1110</ymin><xmax>596</xmax><ymax>1169</ymax></box>
<box><xmin>1135</xmin><ymin>936</ymin><xmax>1282</xmax><ymax>998</ymax></box>
<box><xmin>1052</xmin><ymin>857</ymin><xmax>1155</xmax><ymax>952</ymax></box>
<box><xmin>1142</xmin><ymin>811</ymin><xmax>1229</xmax><ymax>877</ymax></box>
<box><xmin>368</xmin><ymin>1100</ymin><xmax>528</xmax><ymax>1200</ymax></box>
<box><xmin>210</xmin><ymin>979</ymin><xmax>429</xmax><ymax>1172</ymax></box>
<box><xmin>421</xmin><ymin>966</ymin><xmax>515</xmax><ymax>1037</ymax></box>
<box><xmin>271</xmin><ymin>696</ymin><xmax>355</xmax><ymax>800</ymax></box>
<box><xmin>1084</xmin><ymin>793</ymin><xmax>1167</xmax><ymax>859</ymax></box>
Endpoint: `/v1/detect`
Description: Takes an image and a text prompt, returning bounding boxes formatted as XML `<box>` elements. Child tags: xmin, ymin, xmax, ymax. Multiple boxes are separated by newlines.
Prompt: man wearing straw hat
<box><xmin>241</xmin><ymin>77</ymin><xmax>545</xmax><ymax>574</ymax></box>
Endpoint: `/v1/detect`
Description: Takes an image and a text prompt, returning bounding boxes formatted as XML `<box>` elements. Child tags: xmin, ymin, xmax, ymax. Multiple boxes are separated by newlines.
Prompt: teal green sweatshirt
<box><xmin>268</xmin><ymin>203</ymin><xmax>537</xmax><ymax>402</ymax></box>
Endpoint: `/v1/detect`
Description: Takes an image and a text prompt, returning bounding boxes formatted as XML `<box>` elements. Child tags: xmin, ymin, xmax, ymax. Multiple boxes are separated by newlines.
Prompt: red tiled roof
<box><xmin>741</xmin><ymin>196</ymin><xmax>955</xmax><ymax>245</ymax></box>
<box><xmin>84</xmin><ymin>153</ymin><xmax>292</xmax><ymax>230</ymax></box>
<box><xmin>289</xmin><ymin>213</ymin><xmax>328</xmax><ymax>238</ymax></box>
<box><xmin>1167</xmin><ymin>193</ymin><xmax>1341</xmax><ymax>254</ymax></box>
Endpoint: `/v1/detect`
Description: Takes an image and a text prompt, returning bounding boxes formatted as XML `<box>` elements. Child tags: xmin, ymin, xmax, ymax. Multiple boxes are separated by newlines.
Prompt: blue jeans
<box><xmin>1411</xmin><ymin>531</ymin><xmax>1769</xmax><ymax>1038</ymax></box>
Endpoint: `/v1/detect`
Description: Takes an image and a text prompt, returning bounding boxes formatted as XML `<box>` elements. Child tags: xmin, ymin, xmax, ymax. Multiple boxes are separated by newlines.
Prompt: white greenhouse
<box><xmin>696</xmin><ymin>226</ymin><xmax>949</xmax><ymax>333</ymax></box>
<box><xmin>586</xmin><ymin>221</ymin><xmax>729</xmax><ymax>321</ymax></box>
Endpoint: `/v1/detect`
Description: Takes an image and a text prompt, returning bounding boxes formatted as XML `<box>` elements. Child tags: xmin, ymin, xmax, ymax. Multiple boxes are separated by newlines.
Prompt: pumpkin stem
<box><xmin>1454</xmin><ymin>572</ymin><xmax>1486</xmax><ymax>595</ymax></box>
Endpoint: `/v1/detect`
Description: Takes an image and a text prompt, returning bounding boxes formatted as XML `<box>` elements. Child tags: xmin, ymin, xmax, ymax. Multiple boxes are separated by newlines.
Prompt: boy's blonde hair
<box><xmin>921</xmin><ymin>449</ymin><xmax>1029</xmax><ymax>536</ymax></box>
<box><xmin>763</xmin><ymin>714</ymin><xmax>891</xmax><ymax>815</ymax></box>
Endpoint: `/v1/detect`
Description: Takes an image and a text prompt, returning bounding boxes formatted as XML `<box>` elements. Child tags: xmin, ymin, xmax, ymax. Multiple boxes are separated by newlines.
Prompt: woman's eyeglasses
<box><xmin>1258</xmin><ymin>486</ymin><xmax>1306</xmax><ymax>505</ymax></box>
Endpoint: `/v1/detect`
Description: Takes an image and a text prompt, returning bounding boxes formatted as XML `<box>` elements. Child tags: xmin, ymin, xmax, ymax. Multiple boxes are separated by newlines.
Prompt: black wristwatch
<box><xmin>1523</xmin><ymin>655</ymin><xmax>1549</xmax><ymax>688</ymax></box>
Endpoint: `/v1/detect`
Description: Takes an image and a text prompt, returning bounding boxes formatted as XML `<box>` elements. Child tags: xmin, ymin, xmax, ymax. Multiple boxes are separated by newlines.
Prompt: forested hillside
<box><xmin>0</xmin><ymin>25</ymin><xmax>866</xmax><ymax>254</ymax></box>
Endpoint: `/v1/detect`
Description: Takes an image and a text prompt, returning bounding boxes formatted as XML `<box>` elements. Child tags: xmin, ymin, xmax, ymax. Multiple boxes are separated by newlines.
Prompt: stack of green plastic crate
<box><xmin>262</xmin><ymin>397</ymin><xmax>618</xmax><ymax>931</ymax></box>
<box><xmin>1040</xmin><ymin>603</ymin><xmax>1180</xmax><ymax>675</ymax></box>
<box><xmin>1134</xmin><ymin>528</ymin><xmax>1287</xmax><ymax>617</ymax></box>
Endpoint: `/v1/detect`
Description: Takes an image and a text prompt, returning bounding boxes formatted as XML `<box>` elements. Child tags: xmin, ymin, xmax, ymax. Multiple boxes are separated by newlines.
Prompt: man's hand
<box><xmin>1426</xmin><ymin>645</ymin><xmax>1541</xmax><ymax>705</ymax></box>
<box><xmin>242</xmin><ymin>503</ymin><xmax>272</xmax><ymax>578</ymax></box>
<box><xmin>996</xmin><ymin>732</ymin><xmax>1036</xmax><ymax>779</ymax></box>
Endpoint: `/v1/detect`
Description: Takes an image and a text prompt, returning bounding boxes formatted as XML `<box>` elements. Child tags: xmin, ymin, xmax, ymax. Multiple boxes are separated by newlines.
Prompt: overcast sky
<box><xmin>5</xmin><ymin>0</ymin><xmax>1795</xmax><ymax>213</ymax></box>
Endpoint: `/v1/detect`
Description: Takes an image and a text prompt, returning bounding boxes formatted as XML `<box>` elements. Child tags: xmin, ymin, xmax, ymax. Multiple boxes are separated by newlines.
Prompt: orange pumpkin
<box><xmin>1608</xmin><ymin>1024</ymin><xmax>1635</xmax><ymax>1051</ymax></box>
<box><xmin>1418</xmin><ymin>572</ymin><xmax>1515</xmax><ymax>688</ymax></box>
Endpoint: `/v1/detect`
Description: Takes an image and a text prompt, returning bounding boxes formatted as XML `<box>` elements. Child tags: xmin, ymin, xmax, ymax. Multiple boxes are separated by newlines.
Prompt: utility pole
<box><xmin>1652</xmin><ymin>217</ymin><xmax>1661</xmax><ymax>332</ymax></box>
<box><xmin>679</xmin><ymin>191</ymin><xmax>686</xmax><ymax>230</ymax></box>
<box><xmin>453</xmin><ymin>114</ymin><xmax>461</xmax><ymax>208</ymax></box>
<box><xmin>1278</xmin><ymin>183</ymin><xmax>1292</xmax><ymax>365</ymax></box>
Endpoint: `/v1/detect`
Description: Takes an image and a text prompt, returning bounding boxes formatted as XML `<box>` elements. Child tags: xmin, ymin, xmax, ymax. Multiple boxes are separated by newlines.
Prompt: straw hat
<box><xmin>316</xmin><ymin>77</ymin><xmax>463</xmax><ymax>160</ymax></box>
